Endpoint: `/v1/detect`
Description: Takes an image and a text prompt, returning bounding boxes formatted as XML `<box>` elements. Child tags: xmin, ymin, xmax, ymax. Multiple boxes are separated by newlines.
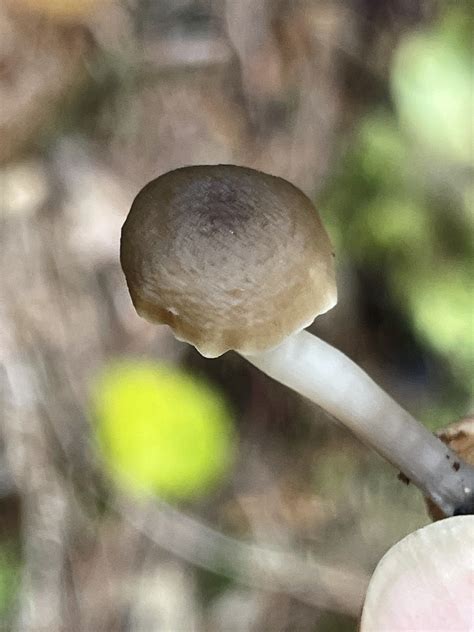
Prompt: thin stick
<box><xmin>115</xmin><ymin>494</ymin><xmax>369</xmax><ymax>617</ymax></box>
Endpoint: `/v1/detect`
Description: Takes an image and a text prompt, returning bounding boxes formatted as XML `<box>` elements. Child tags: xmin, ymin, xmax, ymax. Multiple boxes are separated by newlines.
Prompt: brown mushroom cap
<box><xmin>120</xmin><ymin>165</ymin><xmax>336</xmax><ymax>357</ymax></box>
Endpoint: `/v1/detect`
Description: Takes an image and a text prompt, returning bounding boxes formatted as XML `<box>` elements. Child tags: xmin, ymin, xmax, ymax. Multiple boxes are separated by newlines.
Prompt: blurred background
<box><xmin>0</xmin><ymin>0</ymin><xmax>472</xmax><ymax>630</ymax></box>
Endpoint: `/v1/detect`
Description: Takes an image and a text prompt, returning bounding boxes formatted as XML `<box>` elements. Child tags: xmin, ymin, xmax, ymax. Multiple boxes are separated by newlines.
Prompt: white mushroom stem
<box><xmin>243</xmin><ymin>329</ymin><xmax>474</xmax><ymax>517</ymax></box>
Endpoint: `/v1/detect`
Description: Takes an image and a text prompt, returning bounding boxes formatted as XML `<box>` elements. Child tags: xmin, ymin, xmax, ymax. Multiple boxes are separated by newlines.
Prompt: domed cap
<box><xmin>120</xmin><ymin>165</ymin><xmax>336</xmax><ymax>357</ymax></box>
<box><xmin>360</xmin><ymin>516</ymin><xmax>474</xmax><ymax>630</ymax></box>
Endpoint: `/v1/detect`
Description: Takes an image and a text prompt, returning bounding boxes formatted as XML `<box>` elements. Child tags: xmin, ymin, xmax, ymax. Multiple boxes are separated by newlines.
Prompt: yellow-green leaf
<box><xmin>92</xmin><ymin>360</ymin><xmax>235</xmax><ymax>500</ymax></box>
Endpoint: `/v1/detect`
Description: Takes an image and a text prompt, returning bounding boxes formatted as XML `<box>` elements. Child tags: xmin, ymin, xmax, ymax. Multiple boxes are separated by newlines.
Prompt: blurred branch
<box><xmin>115</xmin><ymin>494</ymin><xmax>369</xmax><ymax>617</ymax></box>
<box><xmin>1</xmin><ymin>359</ymin><xmax>69</xmax><ymax>632</ymax></box>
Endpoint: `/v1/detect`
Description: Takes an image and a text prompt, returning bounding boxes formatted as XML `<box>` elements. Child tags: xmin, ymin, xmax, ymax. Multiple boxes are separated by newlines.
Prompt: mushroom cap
<box><xmin>120</xmin><ymin>165</ymin><xmax>336</xmax><ymax>357</ymax></box>
<box><xmin>360</xmin><ymin>516</ymin><xmax>474</xmax><ymax>631</ymax></box>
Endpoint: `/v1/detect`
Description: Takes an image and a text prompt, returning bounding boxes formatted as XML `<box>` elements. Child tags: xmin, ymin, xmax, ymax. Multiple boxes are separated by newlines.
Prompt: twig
<box><xmin>114</xmin><ymin>494</ymin><xmax>369</xmax><ymax>617</ymax></box>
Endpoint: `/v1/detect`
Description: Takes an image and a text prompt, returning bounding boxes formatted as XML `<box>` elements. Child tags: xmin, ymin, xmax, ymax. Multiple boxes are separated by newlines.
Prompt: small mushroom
<box><xmin>360</xmin><ymin>516</ymin><xmax>474</xmax><ymax>630</ymax></box>
<box><xmin>120</xmin><ymin>164</ymin><xmax>474</xmax><ymax>517</ymax></box>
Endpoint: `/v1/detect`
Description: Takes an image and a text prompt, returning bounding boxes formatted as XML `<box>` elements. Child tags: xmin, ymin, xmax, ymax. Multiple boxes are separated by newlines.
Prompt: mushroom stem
<box><xmin>243</xmin><ymin>329</ymin><xmax>474</xmax><ymax>517</ymax></box>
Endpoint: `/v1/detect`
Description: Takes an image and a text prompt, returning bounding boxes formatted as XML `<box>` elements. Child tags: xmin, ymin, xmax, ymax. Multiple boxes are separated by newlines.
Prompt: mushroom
<box><xmin>360</xmin><ymin>515</ymin><xmax>474</xmax><ymax>630</ymax></box>
<box><xmin>120</xmin><ymin>164</ymin><xmax>474</xmax><ymax>517</ymax></box>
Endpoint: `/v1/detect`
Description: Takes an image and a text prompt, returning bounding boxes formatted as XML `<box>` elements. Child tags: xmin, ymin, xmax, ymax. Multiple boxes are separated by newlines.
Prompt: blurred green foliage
<box><xmin>322</xmin><ymin>7</ymin><xmax>473</xmax><ymax>424</ymax></box>
<box><xmin>316</xmin><ymin>611</ymin><xmax>356</xmax><ymax>632</ymax></box>
<box><xmin>392</xmin><ymin>8</ymin><xmax>473</xmax><ymax>165</ymax></box>
<box><xmin>0</xmin><ymin>543</ymin><xmax>20</xmax><ymax>621</ymax></box>
<box><xmin>93</xmin><ymin>360</ymin><xmax>235</xmax><ymax>500</ymax></box>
